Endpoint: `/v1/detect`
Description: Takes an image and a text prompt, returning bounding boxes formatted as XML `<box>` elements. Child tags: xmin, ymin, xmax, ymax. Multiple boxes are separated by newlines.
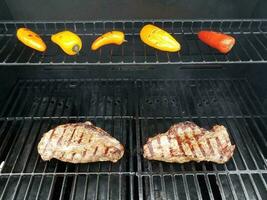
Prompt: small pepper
<box><xmin>16</xmin><ymin>28</ymin><xmax>46</xmax><ymax>52</ymax></box>
<box><xmin>140</xmin><ymin>24</ymin><xmax>181</xmax><ymax>52</ymax></box>
<box><xmin>91</xmin><ymin>31</ymin><xmax>126</xmax><ymax>50</ymax></box>
<box><xmin>198</xmin><ymin>31</ymin><xmax>235</xmax><ymax>54</ymax></box>
<box><xmin>51</xmin><ymin>31</ymin><xmax>82</xmax><ymax>55</ymax></box>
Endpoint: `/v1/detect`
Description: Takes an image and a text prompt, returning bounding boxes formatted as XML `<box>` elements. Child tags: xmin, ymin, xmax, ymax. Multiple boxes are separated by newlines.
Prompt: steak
<box><xmin>38</xmin><ymin>121</ymin><xmax>124</xmax><ymax>163</ymax></box>
<box><xmin>143</xmin><ymin>121</ymin><xmax>235</xmax><ymax>164</ymax></box>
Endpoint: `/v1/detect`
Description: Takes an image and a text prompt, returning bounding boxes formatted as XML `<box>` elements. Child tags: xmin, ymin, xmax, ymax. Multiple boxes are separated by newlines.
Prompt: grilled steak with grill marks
<box><xmin>143</xmin><ymin>121</ymin><xmax>235</xmax><ymax>164</ymax></box>
<box><xmin>38</xmin><ymin>121</ymin><xmax>124</xmax><ymax>163</ymax></box>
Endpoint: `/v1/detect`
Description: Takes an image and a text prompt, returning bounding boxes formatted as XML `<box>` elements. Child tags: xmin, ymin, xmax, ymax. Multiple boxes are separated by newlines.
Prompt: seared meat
<box><xmin>143</xmin><ymin>121</ymin><xmax>235</xmax><ymax>164</ymax></box>
<box><xmin>38</xmin><ymin>121</ymin><xmax>124</xmax><ymax>163</ymax></box>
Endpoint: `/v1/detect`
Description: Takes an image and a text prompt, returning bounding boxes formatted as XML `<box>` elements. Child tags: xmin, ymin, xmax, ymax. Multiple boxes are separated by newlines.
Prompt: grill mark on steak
<box><xmin>67</xmin><ymin>127</ymin><xmax>77</xmax><ymax>146</ymax></box>
<box><xmin>167</xmin><ymin>136</ymin><xmax>174</xmax><ymax>157</ymax></box>
<box><xmin>148</xmin><ymin>141</ymin><xmax>154</xmax><ymax>157</ymax></box>
<box><xmin>59</xmin><ymin>126</ymin><xmax>77</xmax><ymax>160</ymax></box>
<box><xmin>78</xmin><ymin>132</ymin><xmax>84</xmax><ymax>144</ymax></box>
<box><xmin>82</xmin><ymin>150</ymin><xmax>86</xmax><ymax>158</ymax></box>
<box><xmin>157</xmin><ymin>136</ymin><xmax>164</xmax><ymax>158</ymax></box>
<box><xmin>215</xmin><ymin>136</ymin><xmax>223</xmax><ymax>148</ymax></box>
<box><xmin>215</xmin><ymin>136</ymin><xmax>225</xmax><ymax>160</ymax></box>
<box><xmin>192</xmin><ymin>133</ymin><xmax>206</xmax><ymax>157</ymax></box>
<box><xmin>57</xmin><ymin>127</ymin><xmax>67</xmax><ymax>145</ymax></box>
<box><xmin>175</xmin><ymin>135</ymin><xmax>185</xmax><ymax>156</ymax></box>
<box><xmin>93</xmin><ymin>146</ymin><xmax>98</xmax><ymax>156</ymax></box>
<box><xmin>104</xmin><ymin>147</ymin><xmax>109</xmax><ymax>155</ymax></box>
<box><xmin>184</xmin><ymin>134</ymin><xmax>197</xmax><ymax>158</ymax></box>
<box><xmin>206</xmin><ymin>137</ymin><xmax>215</xmax><ymax>155</ymax></box>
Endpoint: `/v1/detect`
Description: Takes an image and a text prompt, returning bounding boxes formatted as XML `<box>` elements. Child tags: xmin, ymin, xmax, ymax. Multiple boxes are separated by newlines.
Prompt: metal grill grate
<box><xmin>139</xmin><ymin>173</ymin><xmax>267</xmax><ymax>200</ymax></box>
<box><xmin>0</xmin><ymin>174</ymin><xmax>134</xmax><ymax>200</ymax></box>
<box><xmin>137</xmin><ymin>79</ymin><xmax>266</xmax><ymax>117</ymax></box>
<box><xmin>0</xmin><ymin>78</ymin><xmax>266</xmax><ymax>199</ymax></box>
<box><xmin>1</xmin><ymin>20</ymin><xmax>267</xmax><ymax>65</ymax></box>
<box><xmin>0</xmin><ymin>80</ymin><xmax>134</xmax><ymax>118</ymax></box>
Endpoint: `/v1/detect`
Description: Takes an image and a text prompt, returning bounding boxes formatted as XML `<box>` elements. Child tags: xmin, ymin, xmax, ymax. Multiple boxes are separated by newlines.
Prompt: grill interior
<box><xmin>0</xmin><ymin>77</ymin><xmax>266</xmax><ymax>199</ymax></box>
<box><xmin>1</xmin><ymin>20</ymin><xmax>267</xmax><ymax>65</ymax></box>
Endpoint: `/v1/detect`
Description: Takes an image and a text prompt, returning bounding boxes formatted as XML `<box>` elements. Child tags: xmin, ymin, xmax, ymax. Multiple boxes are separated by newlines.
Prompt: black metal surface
<box><xmin>0</xmin><ymin>78</ymin><xmax>266</xmax><ymax>199</ymax></box>
<box><xmin>1</xmin><ymin>0</ymin><xmax>263</xmax><ymax>21</ymax></box>
<box><xmin>0</xmin><ymin>79</ymin><xmax>134</xmax><ymax>118</ymax></box>
<box><xmin>1</xmin><ymin>20</ymin><xmax>267</xmax><ymax>65</ymax></box>
<box><xmin>137</xmin><ymin>79</ymin><xmax>266</xmax><ymax>117</ymax></box>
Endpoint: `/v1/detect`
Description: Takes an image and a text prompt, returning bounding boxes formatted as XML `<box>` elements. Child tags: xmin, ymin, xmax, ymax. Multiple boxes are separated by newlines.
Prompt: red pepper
<box><xmin>198</xmin><ymin>31</ymin><xmax>235</xmax><ymax>54</ymax></box>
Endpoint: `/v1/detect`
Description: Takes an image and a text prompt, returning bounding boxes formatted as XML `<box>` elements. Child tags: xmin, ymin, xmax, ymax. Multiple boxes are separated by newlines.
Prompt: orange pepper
<box><xmin>16</xmin><ymin>28</ymin><xmax>46</xmax><ymax>52</ymax></box>
<box><xmin>91</xmin><ymin>31</ymin><xmax>126</xmax><ymax>50</ymax></box>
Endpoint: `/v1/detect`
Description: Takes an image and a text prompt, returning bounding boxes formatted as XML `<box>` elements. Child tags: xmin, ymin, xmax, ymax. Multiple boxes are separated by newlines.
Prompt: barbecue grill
<box><xmin>0</xmin><ymin>1</ymin><xmax>266</xmax><ymax>200</ymax></box>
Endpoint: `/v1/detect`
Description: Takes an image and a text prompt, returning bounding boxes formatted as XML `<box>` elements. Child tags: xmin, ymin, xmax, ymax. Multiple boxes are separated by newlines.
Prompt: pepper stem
<box><xmin>72</xmin><ymin>45</ymin><xmax>80</xmax><ymax>53</ymax></box>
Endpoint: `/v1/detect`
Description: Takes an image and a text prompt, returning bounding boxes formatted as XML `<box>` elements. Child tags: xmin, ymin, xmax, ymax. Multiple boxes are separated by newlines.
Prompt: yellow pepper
<box><xmin>91</xmin><ymin>31</ymin><xmax>126</xmax><ymax>50</ymax></box>
<box><xmin>140</xmin><ymin>24</ymin><xmax>181</xmax><ymax>52</ymax></box>
<box><xmin>16</xmin><ymin>28</ymin><xmax>46</xmax><ymax>52</ymax></box>
<box><xmin>51</xmin><ymin>31</ymin><xmax>82</xmax><ymax>55</ymax></box>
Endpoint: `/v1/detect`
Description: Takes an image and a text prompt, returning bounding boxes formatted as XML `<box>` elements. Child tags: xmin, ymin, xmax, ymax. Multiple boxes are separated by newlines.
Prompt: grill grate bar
<box><xmin>182</xmin><ymin>174</ymin><xmax>191</xmax><ymax>200</ymax></box>
<box><xmin>106</xmin><ymin>174</ymin><xmax>111</xmax><ymax>200</ymax></box>
<box><xmin>194</xmin><ymin>174</ymin><xmax>204</xmax><ymax>200</ymax></box>
<box><xmin>214</xmin><ymin>174</ymin><xmax>227</xmax><ymax>200</ymax></box>
<box><xmin>1</xmin><ymin>115</ymin><xmax>267</xmax><ymax>121</ymax></box>
<box><xmin>82</xmin><ymin>174</ymin><xmax>89</xmax><ymax>200</ymax></box>
<box><xmin>203</xmin><ymin>174</ymin><xmax>215</xmax><ymax>200</ymax></box>
<box><xmin>59</xmin><ymin>167</ymin><xmax>70</xmax><ymax>200</ymax></box>
<box><xmin>69</xmin><ymin>171</ymin><xmax>79</xmax><ymax>200</ymax></box>
<box><xmin>225</xmin><ymin>174</ymin><xmax>240</xmax><ymax>200</ymax></box>
<box><xmin>1</xmin><ymin>170</ymin><xmax>267</xmax><ymax>177</ymax></box>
